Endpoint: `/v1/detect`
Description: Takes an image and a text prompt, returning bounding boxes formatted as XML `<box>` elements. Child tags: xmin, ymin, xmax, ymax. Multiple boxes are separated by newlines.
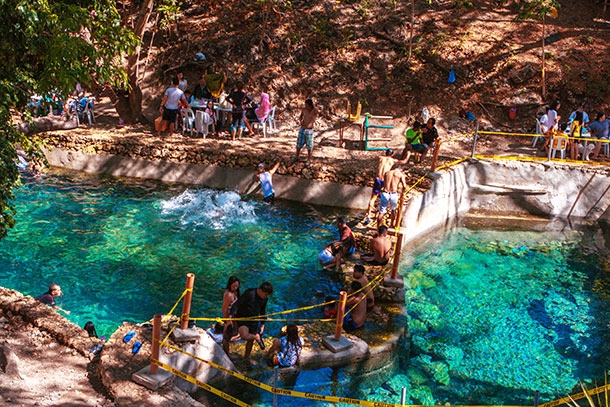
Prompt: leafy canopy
<box><xmin>0</xmin><ymin>0</ymin><xmax>136</xmax><ymax>238</ymax></box>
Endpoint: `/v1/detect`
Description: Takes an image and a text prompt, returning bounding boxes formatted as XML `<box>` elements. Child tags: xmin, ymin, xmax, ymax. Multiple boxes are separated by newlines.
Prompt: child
<box><xmin>206</xmin><ymin>322</ymin><xmax>224</xmax><ymax>344</ymax></box>
<box><xmin>204</xmin><ymin>100</ymin><xmax>218</xmax><ymax>136</ymax></box>
<box><xmin>266</xmin><ymin>324</ymin><xmax>304</xmax><ymax>367</ymax></box>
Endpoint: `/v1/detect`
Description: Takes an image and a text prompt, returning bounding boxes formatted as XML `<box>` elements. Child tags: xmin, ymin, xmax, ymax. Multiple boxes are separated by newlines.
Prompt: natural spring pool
<box><xmin>2</xmin><ymin>169</ymin><xmax>609</xmax><ymax>406</ymax></box>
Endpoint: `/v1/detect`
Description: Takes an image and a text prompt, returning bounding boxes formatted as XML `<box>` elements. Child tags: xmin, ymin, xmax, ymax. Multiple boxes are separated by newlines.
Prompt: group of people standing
<box><xmin>213</xmin><ymin>276</ymin><xmax>304</xmax><ymax>367</ymax></box>
<box><xmin>157</xmin><ymin>69</ymin><xmax>273</xmax><ymax>141</ymax></box>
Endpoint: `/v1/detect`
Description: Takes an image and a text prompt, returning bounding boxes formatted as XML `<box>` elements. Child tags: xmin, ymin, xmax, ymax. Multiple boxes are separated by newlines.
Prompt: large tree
<box><xmin>0</xmin><ymin>0</ymin><xmax>136</xmax><ymax>238</ymax></box>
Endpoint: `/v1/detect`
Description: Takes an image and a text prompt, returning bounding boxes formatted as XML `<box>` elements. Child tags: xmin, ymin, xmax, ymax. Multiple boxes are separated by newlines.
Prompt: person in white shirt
<box><xmin>158</xmin><ymin>78</ymin><xmax>187</xmax><ymax>137</ymax></box>
<box><xmin>255</xmin><ymin>162</ymin><xmax>280</xmax><ymax>203</ymax></box>
<box><xmin>546</xmin><ymin>100</ymin><xmax>561</xmax><ymax>134</ymax></box>
<box><xmin>539</xmin><ymin>107</ymin><xmax>551</xmax><ymax>134</ymax></box>
<box><xmin>176</xmin><ymin>72</ymin><xmax>188</xmax><ymax>92</ymax></box>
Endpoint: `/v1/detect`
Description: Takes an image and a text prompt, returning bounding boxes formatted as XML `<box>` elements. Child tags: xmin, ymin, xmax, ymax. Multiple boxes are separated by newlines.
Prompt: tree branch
<box><xmin>17</xmin><ymin>116</ymin><xmax>78</xmax><ymax>138</ymax></box>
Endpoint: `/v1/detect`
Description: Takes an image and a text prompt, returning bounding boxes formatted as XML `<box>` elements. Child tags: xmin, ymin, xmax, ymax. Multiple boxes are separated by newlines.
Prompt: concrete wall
<box><xmin>401</xmin><ymin>159</ymin><xmax>610</xmax><ymax>244</ymax></box>
<box><xmin>45</xmin><ymin>147</ymin><xmax>371</xmax><ymax>210</ymax></box>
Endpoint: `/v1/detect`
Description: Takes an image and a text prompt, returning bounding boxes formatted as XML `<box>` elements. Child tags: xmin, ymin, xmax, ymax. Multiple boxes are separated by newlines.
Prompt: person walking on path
<box><xmin>294</xmin><ymin>99</ymin><xmax>317</xmax><ymax>165</ymax></box>
<box><xmin>158</xmin><ymin>77</ymin><xmax>187</xmax><ymax>137</ymax></box>
<box><xmin>35</xmin><ymin>284</ymin><xmax>70</xmax><ymax>315</ymax></box>
<box><xmin>255</xmin><ymin>162</ymin><xmax>280</xmax><ymax>203</ymax></box>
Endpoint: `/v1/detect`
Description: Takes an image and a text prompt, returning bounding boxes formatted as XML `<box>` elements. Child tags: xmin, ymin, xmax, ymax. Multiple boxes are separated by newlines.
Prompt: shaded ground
<box><xmin>0</xmin><ymin>308</ymin><xmax>111</xmax><ymax>407</ymax></box>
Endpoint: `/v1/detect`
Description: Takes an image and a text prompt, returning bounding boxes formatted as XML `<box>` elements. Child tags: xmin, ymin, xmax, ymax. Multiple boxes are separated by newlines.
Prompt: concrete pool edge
<box><xmin>400</xmin><ymin>159</ymin><xmax>610</xmax><ymax>245</ymax></box>
<box><xmin>43</xmin><ymin>146</ymin><xmax>371</xmax><ymax>210</ymax></box>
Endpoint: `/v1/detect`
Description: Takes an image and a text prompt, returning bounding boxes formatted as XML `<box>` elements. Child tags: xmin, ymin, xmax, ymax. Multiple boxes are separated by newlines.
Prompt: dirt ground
<box><xmin>0</xmin><ymin>308</ymin><xmax>111</xmax><ymax>407</ymax></box>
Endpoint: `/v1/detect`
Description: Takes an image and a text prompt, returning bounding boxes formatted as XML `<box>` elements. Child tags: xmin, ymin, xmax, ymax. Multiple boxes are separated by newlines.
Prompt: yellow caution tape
<box><xmin>474</xmin><ymin>154</ymin><xmax>610</xmax><ymax>168</ymax></box>
<box><xmin>478</xmin><ymin>131</ymin><xmax>540</xmax><ymax>138</ymax></box>
<box><xmin>157</xmin><ymin>340</ymin><xmax>409</xmax><ymax>407</ymax></box>
<box><xmin>539</xmin><ymin>384</ymin><xmax>610</xmax><ymax>407</ymax></box>
<box><xmin>443</xmin><ymin>131</ymin><xmax>475</xmax><ymax>144</ymax></box>
<box><xmin>150</xmin><ymin>359</ymin><xmax>252</xmax><ymax>407</ymax></box>
<box><xmin>162</xmin><ymin>289</ymin><xmax>189</xmax><ymax>323</ymax></box>
<box><xmin>189</xmin><ymin>316</ymin><xmax>333</xmax><ymax>322</ymax></box>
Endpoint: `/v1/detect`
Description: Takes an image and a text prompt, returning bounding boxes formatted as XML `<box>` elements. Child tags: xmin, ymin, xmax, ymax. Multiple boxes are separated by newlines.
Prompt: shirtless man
<box><xmin>294</xmin><ymin>99</ymin><xmax>318</xmax><ymax>164</ymax></box>
<box><xmin>378</xmin><ymin>164</ymin><xmax>407</xmax><ymax>228</ymax></box>
<box><xmin>361</xmin><ymin>225</ymin><xmax>392</xmax><ymax>266</ymax></box>
<box><xmin>363</xmin><ymin>149</ymin><xmax>406</xmax><ymax>225</ymax></box>
<box><xmin>352</xmin><ymin>264</ymin><xmax>374</xmax><ymax>308</ymax></box>
<box><xmin>343</xmin><ymin>281</ymin><xmax>367</xmax><ymax>330</ymax></box>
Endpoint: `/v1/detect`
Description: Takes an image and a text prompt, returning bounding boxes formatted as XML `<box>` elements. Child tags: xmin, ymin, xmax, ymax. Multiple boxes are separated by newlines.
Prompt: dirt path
<box><xmin>0</xmin><ymin>309</ymin><xmax>111</xmax><ymax>407</ymax></box>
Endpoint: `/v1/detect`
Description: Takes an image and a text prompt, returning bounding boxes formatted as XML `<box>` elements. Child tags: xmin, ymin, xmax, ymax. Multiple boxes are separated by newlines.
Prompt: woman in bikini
<box><xmin>222</xmin><ymin>276</ymin><xmax>240</xmax><ymax>353</ymax></box>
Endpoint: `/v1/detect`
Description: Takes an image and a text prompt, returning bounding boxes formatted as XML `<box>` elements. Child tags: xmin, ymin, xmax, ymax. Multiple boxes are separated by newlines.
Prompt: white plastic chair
<box><xmin>532</xmin><ymin>118</ymin><xmax>543</xmax><ymax>147</ymax></box>
<box><xmin>549</xmin><ymin>132</ymin><xmax>568</xmax><ymax>159</ymax></box>
<box><xmin>255</xmin><ymin>106</ymin><xmax>276</xmax><ymax>138</ymax></box>
<box><xmin>182</xmin><ymin>108</ymin><xmax>195</xmax><ymax>137</ymax></box>
<box><xmin>84</xmin><ymin>97</ymin><xmax>96</xmax><ymax>125</ymax></box>
<box><xmin>195</xmin><ymin>110</ymin><xmax>213</xmax><ymax>138</ymax></box>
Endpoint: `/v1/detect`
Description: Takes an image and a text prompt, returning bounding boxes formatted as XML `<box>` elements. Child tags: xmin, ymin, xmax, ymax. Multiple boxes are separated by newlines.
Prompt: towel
<box><xmin>255</xmin><ymin>93</ymin><xmax>271</xmax><ymax>122</ymax></box>
<box><xmin>204</xmin><ymin>73</ymin><xmax>225</xmax><ymax>98</ymax></box>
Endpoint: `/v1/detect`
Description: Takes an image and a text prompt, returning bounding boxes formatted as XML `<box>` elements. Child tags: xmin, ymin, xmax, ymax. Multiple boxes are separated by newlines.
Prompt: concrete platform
<box><xmin>322</xmin><ymin>335</ymin><xmax>354</xmax><ymax>353</ymax></box>
<box><xmin>132</xmin><ymin>364</ymin><xmax>174</xmax><ymax>391</ymax></box>
<box><xmin>172</xmin><ymin>327</ymin><xmax>200</xmax><ymax>342</ymax></box>
<box><xmin>383</xmin><ymin>275</ymin><xmax>404</xmax><ymax>288</ymax></box>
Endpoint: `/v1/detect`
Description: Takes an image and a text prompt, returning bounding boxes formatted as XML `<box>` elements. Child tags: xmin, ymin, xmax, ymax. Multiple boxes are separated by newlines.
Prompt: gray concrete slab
<box><xmin>172</xmin><ymin>327</ymin><xmax>200</xmax><ymax>342</ymax></box>
<box><xmin>132</xmin><ymin>364</ymin><xmax>174</xmax><ymax>391</ymax></box>
<box><xmin>383</xmin><ymin>276</ymin><xmax>404</xmax><ymax>288</ymax></box>
<box><xmin>321</xmin><ymin>335</ymin><xmax>354</xmax><ymax>353</ymax></box>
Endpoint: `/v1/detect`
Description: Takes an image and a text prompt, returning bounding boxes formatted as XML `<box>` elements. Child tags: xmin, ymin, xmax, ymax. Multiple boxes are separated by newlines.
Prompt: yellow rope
<box><xmin>162</xmin><ymin>289</ymin><xmax>189</xmax><ymax>323</ymax></box>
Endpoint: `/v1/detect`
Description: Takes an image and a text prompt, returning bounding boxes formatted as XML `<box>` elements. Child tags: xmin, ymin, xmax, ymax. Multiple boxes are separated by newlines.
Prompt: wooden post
<box><xmin>334</xmin><ymin>291</ymin><xmax>347</xmax><ymax>341</ymax></box>
<box><xmin>429</xmin><ymin>142</ymin><xmax>441</xmax><ymax>172</ymax></box>
<box><xmin>180</xmin><ymin>273</ymin><xmax>195</xmax><ymax>329</ymax></box>
<box><xmin>391</xmin><ymin>232</ymin><xmax>404</xmax><ymax>280</ymax></box>
<box><xmin>150</xmin><ymin>314</ymin><xmax>161</xmax><ymax>374</ymax></box>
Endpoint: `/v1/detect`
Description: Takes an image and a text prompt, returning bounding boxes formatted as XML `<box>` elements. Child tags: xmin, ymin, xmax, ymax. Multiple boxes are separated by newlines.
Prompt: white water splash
<box><xmin>160</xmin><ymin>189</ymin><xmax>258</xmax><ymax>230</ymax></box>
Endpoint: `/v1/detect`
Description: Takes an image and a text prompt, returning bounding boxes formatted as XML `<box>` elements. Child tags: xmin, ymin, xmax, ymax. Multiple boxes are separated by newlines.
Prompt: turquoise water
<box><xmin>365</xmin><ymin>228</ymin><xmax>610</xmax><ymax>406</ymax></box>
<box><xmin>3</xmin><ymin>169</ymin><xmax>610</xmax><ymax>406</ymax></box>
<box><xmin>1</xmin><ymin>169</ymin><xmax>345</xmax><ymax>337</ymax></box>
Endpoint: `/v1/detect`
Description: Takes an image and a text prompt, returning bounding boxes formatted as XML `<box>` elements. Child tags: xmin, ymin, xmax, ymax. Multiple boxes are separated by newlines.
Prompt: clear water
<box><xmin>3</xmin><ymin>170</ymin><xmax>610</xmax><ymax>407</ymax></box>
<box><xmin>0</xmin><ymin>169</ymin><xmax>346</xmax><ymax>337</ymax></box>
<box><xmin>364</xmin><ymin>227</ymin><xmax>610</xmax><ymax>407</ymax></box>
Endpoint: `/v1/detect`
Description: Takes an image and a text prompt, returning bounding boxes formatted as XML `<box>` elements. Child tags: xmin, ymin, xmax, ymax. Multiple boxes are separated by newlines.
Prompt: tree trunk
<box><xmin>110</xmin><ymin>0</ymin><xmax>154</xmax><ymax>124</ymax></box>
<box><xmin>17</xmin><ymin>116</ymin><xmax>78</xmax><ymax>138</ymax></box>
<box><xmin>541</xmin><ymin>15</ymin><xmax>546</xmax><ymax>99</ymax></box>
<box><xmin>407</xmin><ymin>0</ymin><xmax>415</xmax><ymax>63</ymax></box>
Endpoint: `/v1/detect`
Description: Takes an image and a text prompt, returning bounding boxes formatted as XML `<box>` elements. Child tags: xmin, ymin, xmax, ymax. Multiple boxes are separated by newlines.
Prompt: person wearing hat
<box><xmin>35</xmin><ymin>284</ymin><xmax>70</xmax><ymax>315</ymax></box>
<box><xmin>254</xmin><ymin>162</ymin><xmax>280</xmax><ymax>203</ymax></box>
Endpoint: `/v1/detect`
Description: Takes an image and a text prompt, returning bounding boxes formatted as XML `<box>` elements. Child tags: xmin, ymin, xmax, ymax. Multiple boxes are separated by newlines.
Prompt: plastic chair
<box><xmin>346</xmin><ymin>101</ymin><xmax>362</xmax><ymax>123</ymax></box>
<box><xmin>195</xmin><ymin>110</ymin><xmax>214</xmax><ymax>138</ymax></box>
<box><xmin>549</xmin><ymin>132</ymin><xmax>568</xmax><ymax>159</ymax></box>
<box><xmin>182</xmin><ymin>108</ymin><xmax>195</xmax><ymax>137</ymax></box>
<box><xmin>84</xmin><ymin>97</ymin><xmax>96</xmax><ymax>125</ymax></box>
<box><xmin>263</xmin><ymin>106</ymin><xmax>276</xmax><ymax>138</ymax></box>
<box><xmin>532</xmin><ymin>118</ymin><xmax>543</xmax><ymax>147</ymax></box>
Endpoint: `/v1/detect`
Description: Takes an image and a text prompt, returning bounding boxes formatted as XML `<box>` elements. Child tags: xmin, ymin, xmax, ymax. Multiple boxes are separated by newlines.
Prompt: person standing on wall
<box><xmin>294</xmin><ymin>99</ymin><xmax>318</xmax><ymax>165</ymax></box>
<box><xmin>255</xmin><ymin>162</ymin><xmax>280</xmax><ymax>203</ymax></box>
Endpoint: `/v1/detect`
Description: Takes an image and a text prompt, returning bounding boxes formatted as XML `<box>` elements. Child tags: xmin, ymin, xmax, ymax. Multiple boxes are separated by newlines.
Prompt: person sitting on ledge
<box><xmin>266</xmin><ymin>324</ymin><xmax>304</xmax><ymax>367</ymax></box>
<box><xmin>35</xmin><ymin>284</ymin><xmax>70</xmax><ymax>315</ymax></box>
<box><xmin>361</xmin><ymin>225</ymin><xmax>392</xmax><ymax>266</ymax></box>
<box><xmin>343</xmin><ymin>281</ymin><xmax>367</xmax><ymax>331</ymax></box>
<box><xmin>331</xmin><ymin>216</ymin><xmax>356</xmax><ymax>270</ymax></box>
<box><xmin>352</xmin><ymin>265</ymin><xmax>374</xmax><ymax>308</ymax></box>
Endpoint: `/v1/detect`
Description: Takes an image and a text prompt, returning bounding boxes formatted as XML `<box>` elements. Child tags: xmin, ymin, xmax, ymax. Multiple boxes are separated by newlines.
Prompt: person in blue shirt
<box><xmin>255</xmin><ymin>162</ymin><xmax>280</xmax><ymax>203</ymax></box>
<box><xmin>568</xmin><ymin>103</ymin><xmax>589</xmax><ymax>128</ymax></box>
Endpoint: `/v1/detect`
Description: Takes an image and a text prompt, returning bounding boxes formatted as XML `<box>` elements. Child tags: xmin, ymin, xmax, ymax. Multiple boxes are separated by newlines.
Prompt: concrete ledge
<box><xmin>44</xmin><ymin>147</ymin><xmax>371</xmax><ymax>209</ymax></box>
<box><xmin>132</xmin><ymin>364</ymin><xmax>174</xmax><ymax>391</ymax></box>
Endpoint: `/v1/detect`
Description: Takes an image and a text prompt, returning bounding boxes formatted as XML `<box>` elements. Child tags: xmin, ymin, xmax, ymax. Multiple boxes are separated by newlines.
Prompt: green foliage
<box><xmin>516</xmin><ymin>0</ymin><xmax>560</xmax><ymax>21</ymax></box>
<box><xmin>157</xmin><ymin>0</ymin><xmax>181</xmax><ymax>32</ymax></box>
<box><xmin>0</xmin><ymin>0</ymin><xmax>136</xmax><ymax>238</ymax></box>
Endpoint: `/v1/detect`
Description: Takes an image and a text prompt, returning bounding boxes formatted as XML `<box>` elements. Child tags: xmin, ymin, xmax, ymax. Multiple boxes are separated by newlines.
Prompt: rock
<box><xmin>0</xmin><ymin>344</ymin><xmax>22</xmax><ymax>379</ymax></box>
<box><xmin>0</xmin><ymin>316</ymin><xmax>8</xmax><ymax>324</ymax></box>
<box><xmin>509</xmin><ymin>62</ymin><xmax>536</xmax><ymax>85</ymax></box>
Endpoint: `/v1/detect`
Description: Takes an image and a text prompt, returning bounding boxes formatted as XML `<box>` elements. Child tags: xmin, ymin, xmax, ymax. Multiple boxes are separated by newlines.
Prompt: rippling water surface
<box><xmin>2</xmin><ymin>169</ymin><xmax>609</xmax><ymax>407</ymax></box>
